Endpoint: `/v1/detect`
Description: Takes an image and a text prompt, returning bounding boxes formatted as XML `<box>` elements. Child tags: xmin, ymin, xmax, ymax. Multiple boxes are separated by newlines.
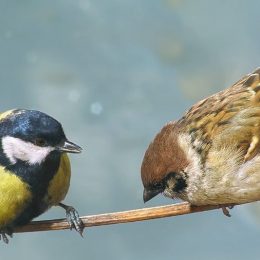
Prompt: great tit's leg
<box><xmin>58</xmin><ymin>203</ymin><xmax>84</xmax><ymax>236</ymax></box>
<box><xmin>0</xmin><ymin>227</ymin><xmax>14</xmax><ymax>244</ymax></box>
<box><xmin>0</xmin><ymin>232</ymin><xmax>9</xmax><ymax>244</ymax></box>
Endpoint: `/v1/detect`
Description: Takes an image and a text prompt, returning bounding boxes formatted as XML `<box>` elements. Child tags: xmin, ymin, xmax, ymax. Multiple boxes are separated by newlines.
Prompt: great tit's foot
<box><xmin>0</xmin><ymin>228</ymin><xmax>13</xmax><ymax>244</ymax></box>
<box><xmin>221</xmin><ymin>205</ymin><xmax>235</xmax><ymax>217</ymax></box>
<box><xmin>58</xmin><ymin>203</ymin><xmax>84</xmax><ymax>236</ymax></box>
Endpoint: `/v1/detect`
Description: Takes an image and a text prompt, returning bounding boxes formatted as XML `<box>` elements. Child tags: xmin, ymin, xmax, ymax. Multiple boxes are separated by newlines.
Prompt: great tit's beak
<box><xmin>143</xmin><ymin>188</ymin><xmax>162</xmax><ymax>203</ymax></box>
<box><xmin>57</xmin><ymin>140</ymin><xmax>82</xmax><ymax>153</ymax></box>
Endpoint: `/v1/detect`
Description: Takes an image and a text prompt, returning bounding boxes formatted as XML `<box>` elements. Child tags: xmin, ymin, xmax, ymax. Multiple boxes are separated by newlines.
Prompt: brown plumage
<box><xmin>141</xmin><ymin>68</ymin><xmax>260</xmax><ymax>216</ymax></box>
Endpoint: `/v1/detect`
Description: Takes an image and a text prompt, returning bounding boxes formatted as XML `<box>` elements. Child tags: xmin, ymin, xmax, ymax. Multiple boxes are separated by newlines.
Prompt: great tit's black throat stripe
<box><xmin>5</xmin><ymin>152</ymin><xmax>61</xmax><ymax>227</ymax></box>
<box><xmin>5</xmin><ymin>152</ymin><xmax>61</xmax><ymax>195</ymax></box>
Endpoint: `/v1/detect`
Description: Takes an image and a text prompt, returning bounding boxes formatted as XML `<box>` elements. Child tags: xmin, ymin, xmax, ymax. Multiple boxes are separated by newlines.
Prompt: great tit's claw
<box><xmin>58</xmin><ymin>203</ymin><xmax>84</xmax><ymax>236</ymax></box>
<box><xmin>0</xmin><ymin>228</ymin><xmax>13</xmax><ymax>244</ymax></box>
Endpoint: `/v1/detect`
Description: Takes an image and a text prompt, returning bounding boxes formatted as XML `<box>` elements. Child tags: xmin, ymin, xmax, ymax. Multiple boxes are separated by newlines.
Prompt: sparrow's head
<box><xmin>0</xmin><ymin>109</ymin><xmax>82</xmax><ymax>165</ymax></box>
<box><xmin>141</xmin><ymin>122</ymin><xmax>190</xmax><ymax>202</ymax></box>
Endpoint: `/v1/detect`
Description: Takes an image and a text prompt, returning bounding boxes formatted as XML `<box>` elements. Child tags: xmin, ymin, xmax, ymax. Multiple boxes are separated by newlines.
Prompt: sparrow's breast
<box><xmin>184</xmin><ymin>141</ymin><xmax>260</xmax><ymax>205</ymax></box>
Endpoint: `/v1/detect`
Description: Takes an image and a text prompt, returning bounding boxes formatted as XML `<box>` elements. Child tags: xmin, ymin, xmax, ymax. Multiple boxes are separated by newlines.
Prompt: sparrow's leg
<box><xmin>221</xmin><ymin>205</ymin><xmax>235</xmax><ymax>217</ymax></box>
<box><xmin>58</xmin><ymin>203</ymin><xmax>84</xmax><ymax>236</ymax></box>
<box><xmin>222</xmin><ymin>207</ymin><xmax>231</xmax><ymax>217</ymax></box>
<box><xmin>0</xmin><ymin>227</ymin><xmax>13</xmax><ymax>244</ymax></box>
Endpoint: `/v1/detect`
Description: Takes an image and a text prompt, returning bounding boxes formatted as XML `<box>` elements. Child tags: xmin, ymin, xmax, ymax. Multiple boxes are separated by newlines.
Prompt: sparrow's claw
<box><xmin>0</xmin><ymin>228</ymin><xmax>13</xmax><ymax>244</ymax></box>
<box><xmin>58</xmin><ymin>203</ymin><xmax>84</xmax><ymax>236</ymax></box>
<box><xmin>221</xmin><ymin>207</ymin><xmax>231</xmax><ymax>217</ymax></box>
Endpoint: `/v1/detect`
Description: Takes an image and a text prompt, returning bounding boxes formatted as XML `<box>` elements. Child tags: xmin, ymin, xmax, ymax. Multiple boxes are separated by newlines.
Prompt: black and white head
<box><xmin>0</xmin><ymin>109</ymin><xmax>82</xmax><ymax>165</ymax></box>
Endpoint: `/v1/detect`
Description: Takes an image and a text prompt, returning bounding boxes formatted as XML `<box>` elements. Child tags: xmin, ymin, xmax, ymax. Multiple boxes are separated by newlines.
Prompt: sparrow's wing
<box><xmin>178</xmin><ymin>68</ymin><xmax>260</xmax><ymax>162</ymax></box>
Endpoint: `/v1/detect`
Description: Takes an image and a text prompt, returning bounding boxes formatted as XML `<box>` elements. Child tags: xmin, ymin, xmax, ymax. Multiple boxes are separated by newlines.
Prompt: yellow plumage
<box><xmin>0</xmin><ymin>168</ymin><xmax>32</xmax><ymax>227</ymax></box>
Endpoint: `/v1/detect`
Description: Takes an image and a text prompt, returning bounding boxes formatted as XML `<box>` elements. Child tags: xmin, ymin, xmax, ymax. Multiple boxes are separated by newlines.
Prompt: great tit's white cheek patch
<box><xmin>2</xmin><ymin>136</ymin><xmax>54</xmax><ymax>165</ymax></box>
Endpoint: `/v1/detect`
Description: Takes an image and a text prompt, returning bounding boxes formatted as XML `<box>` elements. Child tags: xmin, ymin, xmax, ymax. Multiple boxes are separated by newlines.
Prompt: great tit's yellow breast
<box><xmin>0</xmin><ymin>167</ymin><xmax>32</xmax><ymax>227</ymax></box>
<box><xmin>44</xmin><ymin>153</ymin><xmax>71</xmax><ymax>206</ymax></box>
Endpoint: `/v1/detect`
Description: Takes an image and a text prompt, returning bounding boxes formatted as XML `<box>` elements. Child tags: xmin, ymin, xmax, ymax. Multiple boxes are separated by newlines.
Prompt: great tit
<box><xmin>0</xmin><ymin>109</ymin><xmax>83</xmax><ymax>243</ymax></box>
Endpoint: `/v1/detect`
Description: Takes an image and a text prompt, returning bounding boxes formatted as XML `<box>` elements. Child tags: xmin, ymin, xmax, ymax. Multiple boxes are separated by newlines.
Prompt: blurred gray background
<box><xmin>1</xmin><ymin>0</ymin><xmax>260</xmax><ymax>259</ymax></box>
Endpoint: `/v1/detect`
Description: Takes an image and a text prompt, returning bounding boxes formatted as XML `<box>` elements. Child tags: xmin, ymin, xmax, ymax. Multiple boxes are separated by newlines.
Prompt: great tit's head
<box><xmin>0</xmin><ymin>109</ymin><xmax>82</xmax><ymax>165</ymax></box>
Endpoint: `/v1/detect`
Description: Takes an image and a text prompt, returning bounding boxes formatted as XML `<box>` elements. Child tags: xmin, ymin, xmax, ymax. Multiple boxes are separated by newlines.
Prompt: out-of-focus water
<box><xmin>1</xmin><ymin>0</ymin><xmax>260</xmax><ymax>259</ymax></box>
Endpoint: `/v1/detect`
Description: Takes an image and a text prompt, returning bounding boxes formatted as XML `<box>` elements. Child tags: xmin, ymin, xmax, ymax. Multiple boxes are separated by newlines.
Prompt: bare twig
<box><xmin>15</xmin><ymin>202</ymin><xmax>239</xmax><ymax>233</ymax></box>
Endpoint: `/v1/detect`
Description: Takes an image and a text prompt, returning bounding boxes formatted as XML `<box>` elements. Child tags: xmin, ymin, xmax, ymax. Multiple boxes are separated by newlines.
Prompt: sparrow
<box><xmin>141</xmin><ymin>67</ymin><xmax>260</xmax><ymax>217</ymax></box>
<box><xmin>0</xmin><ymin>109</ymin><xmax>83</xmax><ymax>243</ymax></box>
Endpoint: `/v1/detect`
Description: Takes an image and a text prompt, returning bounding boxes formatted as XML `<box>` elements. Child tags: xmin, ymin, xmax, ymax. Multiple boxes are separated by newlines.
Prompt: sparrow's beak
<box><xmin>57</xmin><ymin>140</ymin><xmax>82</xmax><ymax>153</ymax></box>
<box><xmin>143</xmin><ymin>188</ymin><xmax>162</xmax><ymax>203</ymax></box>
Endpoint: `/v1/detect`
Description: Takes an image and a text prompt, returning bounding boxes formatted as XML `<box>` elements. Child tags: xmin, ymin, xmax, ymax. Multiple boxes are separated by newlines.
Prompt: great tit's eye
<box><xmin>34</xmin><ymin>138</ymin><xmax>47</xmax><ymax>147</ymax></box>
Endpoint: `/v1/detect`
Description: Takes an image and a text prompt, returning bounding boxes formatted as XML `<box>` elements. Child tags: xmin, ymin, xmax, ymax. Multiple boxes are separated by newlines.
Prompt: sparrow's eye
<box><xmin>153</xmin><ymin>182</ymin><xmax>164</xmax><ymax>190</ymax></box>
<box><xmin>167</xmin><ymin>172</ymin><xmax>177</xmax><ymax>177</ymax></box>
<box><xmin>34</xmin><ymin>138</ymin><xmax>47</xmax><ymax>147</ymax></box>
